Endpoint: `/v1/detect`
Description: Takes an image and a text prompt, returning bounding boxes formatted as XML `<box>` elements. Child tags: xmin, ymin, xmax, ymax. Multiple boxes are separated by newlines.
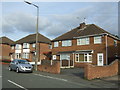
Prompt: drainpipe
<box><xmin>105</xmin><ymin>34</ymin><xmax>108</xmax><ymax>65</ymax></box>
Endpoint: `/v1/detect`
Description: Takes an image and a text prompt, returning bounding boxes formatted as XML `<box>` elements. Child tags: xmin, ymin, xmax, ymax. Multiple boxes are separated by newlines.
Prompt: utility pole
<box><xmin>24</xmin><ymin>1</ymin><xmax>39</xmax><ymax>71</ymax></box>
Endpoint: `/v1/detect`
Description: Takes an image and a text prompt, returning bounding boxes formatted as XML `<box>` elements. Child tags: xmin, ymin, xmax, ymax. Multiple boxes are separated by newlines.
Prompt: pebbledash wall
<box><xmin>37</xmin><ymin>60</ymin><xmax>60</xmax><ymax>74</ymax></box>
<box><xmin>84</xmin><ymin>59</ymin><xmax>119</xmax><ymax>80</ymax></box>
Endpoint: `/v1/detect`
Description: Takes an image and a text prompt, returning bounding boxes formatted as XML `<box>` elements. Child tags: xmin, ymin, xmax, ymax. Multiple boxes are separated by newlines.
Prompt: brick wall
<box><xmin>52</xmin><ymin>35</ymin><xmax>107</xmax><ymax>65</ymax></box>
<box><xmin>38</xmin><ymin>60</ymin><xmax>60</xmax><ymax>74</ymax></box>
<box><xmin>20</xmin><ymin>43</ymin><xmax>51</xmax><ymax>62</ymax></box>
<box><xmin>0</xmin><ymin>44</ymin><xmax>11</xmax><ymax>60</ymax></box>
<box><xmin>107</xmin><ymin>36</ymin><xmax>119</xmax><ymax>64</ymax></box>
<box><xmin>84</xmin><ymin>59</ymin><xmax>118</xmax><ymax>80</ymax></box>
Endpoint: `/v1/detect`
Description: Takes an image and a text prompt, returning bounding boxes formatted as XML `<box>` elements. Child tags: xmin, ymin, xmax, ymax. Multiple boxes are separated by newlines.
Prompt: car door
<box><xmin>10</xmin><ymin>60</ymin><xmax>15</xmax><ymax>70</ymax></box>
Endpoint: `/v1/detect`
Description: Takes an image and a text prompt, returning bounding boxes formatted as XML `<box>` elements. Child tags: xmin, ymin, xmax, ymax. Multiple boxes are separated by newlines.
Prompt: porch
<box><xmin>58</xmin><ymin>50</ymin><xmax>93</xmax><ymax>68</ymax></box>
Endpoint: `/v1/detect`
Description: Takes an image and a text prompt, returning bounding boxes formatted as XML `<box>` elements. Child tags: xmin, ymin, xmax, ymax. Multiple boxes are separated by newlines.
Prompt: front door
<box><xmin>97</xmin><ymin>53</ymin><xmax>104</xmax><ymax>66</ymax></box>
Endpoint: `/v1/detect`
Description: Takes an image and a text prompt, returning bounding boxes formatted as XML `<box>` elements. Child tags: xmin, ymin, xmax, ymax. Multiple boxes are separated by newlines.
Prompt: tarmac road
<box><xmin>2</xmin><ymin>64</ymin><xmax>119</xmax><ymax>89</ymax></box>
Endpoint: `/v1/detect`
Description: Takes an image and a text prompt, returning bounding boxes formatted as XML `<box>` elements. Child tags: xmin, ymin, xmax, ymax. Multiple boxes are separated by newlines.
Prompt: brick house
<box><xmin>14</xmin><ymin>33</ymin><xmax>51</xmax><ymax>62</ymax></box>
<box><xmin>51</xmin><ymin>22</ymin><xmax>120</xmax><ymax>68</ymax></box>
<box><xmin>0</xmin><ymin>36</ymin><xmax>15</xmax><ymax>61</ymax></box>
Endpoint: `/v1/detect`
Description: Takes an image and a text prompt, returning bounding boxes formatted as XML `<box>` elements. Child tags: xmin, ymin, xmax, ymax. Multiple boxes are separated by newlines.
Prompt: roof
<box><xmin>0</xmin><ymin>36</ymin><xmax>15</xmax><ymax>45</ymax></box>
<box><xmin>52</xmin><ymin>24</ymin><xmax>112</xmax><ymax>41</ymax></box>
<box><xmin>16</xmin><ymin>33</ymin><xmax>51</xmax><ymax>44</ymax></box>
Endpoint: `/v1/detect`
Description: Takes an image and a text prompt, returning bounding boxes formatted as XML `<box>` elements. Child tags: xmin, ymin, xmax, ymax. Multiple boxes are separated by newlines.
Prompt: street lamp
<box><xmin>24</xmin><ymin>0</ymin><xmax>39</xmax><ymax>71</ymax></box>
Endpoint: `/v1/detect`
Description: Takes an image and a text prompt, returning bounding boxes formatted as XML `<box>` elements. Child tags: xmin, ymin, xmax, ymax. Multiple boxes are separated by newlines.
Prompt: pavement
<box><xmin>1</xmin><ymin>64</ymin><xmax>119</xmax><ymax>89</ymax></box>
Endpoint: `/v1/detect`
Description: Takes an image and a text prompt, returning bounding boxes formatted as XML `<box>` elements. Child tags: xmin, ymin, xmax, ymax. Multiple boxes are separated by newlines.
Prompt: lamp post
<box><xmin>24</xmin><ymin>1</ymin><xmax>39</xmax><ymax>71</ymax></box>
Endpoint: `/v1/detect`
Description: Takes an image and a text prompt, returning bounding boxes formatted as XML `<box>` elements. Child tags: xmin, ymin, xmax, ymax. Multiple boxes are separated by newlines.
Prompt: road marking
<box><xmin>8</xmin><ymin>80</ymin><xmax>28</xmax><ymax>90</ymax></box>
<box><xmin>34</xmin><ymin>74</ymin><xmax>68</xmax><ymax>82</ymax></box>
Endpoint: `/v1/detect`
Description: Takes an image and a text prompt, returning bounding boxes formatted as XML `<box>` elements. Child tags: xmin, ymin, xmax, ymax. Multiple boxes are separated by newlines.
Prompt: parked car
<box><xmin>9</xmin><ymin>59</ymin><xmax>33</xmax><ymax>73</ymax></box>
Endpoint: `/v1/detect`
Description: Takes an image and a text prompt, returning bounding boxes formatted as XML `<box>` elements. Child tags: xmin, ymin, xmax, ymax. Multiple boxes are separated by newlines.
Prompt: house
<box><xmin>51</xmin><ymin>22</ymin><xmax>120</xmax><ymax>68</ymax></box>
<box><xmin>0</xmin><ymin>36</ymin><xmax>15</xmax><ymax>61</ymax></box>
<box><xmin>14</xmin><ymin>33</ymin><xmax>51</xmax><ymax>62</ymax></box>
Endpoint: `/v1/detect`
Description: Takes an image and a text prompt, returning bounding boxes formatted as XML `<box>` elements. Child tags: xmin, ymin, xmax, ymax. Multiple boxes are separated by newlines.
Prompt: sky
<box><xmin>0</xmin><ymin>1</ymin><xmax>118</xmax><ymax>41</ymax></box>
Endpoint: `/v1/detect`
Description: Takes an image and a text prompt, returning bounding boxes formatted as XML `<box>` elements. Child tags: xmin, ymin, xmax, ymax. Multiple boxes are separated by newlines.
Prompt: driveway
<box><xmin>60</xmin><ymin>68</ymin><xmax>84</xmax><ymax>79</ymax></box>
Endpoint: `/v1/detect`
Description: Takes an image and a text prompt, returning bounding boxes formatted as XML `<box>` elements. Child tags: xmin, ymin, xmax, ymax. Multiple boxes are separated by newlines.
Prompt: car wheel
<box><xmin>9</xmin><ymin>66</ymin><xmax>12</xmax><ymax>71</ymax></box>
<box><xmin>16</xmin><ymin>68</ymin><xmax>19</xmax><ymax>73</ymax></box>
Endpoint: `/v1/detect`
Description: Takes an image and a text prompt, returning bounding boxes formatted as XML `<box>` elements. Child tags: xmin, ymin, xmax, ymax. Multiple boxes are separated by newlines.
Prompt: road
<box><xmin>2</xmin><ymin>64</ymin><xmax>119</xmax><ymax>89</ymax></box>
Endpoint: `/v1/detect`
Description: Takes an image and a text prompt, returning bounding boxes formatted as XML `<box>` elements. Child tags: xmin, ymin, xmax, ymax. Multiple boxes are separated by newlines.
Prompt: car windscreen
<box><xmin>18</xmin><ymin>60</ymin><xmax>29</xmax><ymax>64</ymax></box>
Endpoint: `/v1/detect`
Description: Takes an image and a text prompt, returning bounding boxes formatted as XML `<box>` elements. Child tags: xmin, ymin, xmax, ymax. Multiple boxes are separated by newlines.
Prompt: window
<box><xmin>23</xmin><ymin>43</ymin><xmax>29</xmax><ymax>49</ymax></box>
<box><xmin>62</xmin><ymin>40</ymin><xmax>72</xmax><ymax>46</ymax></box>
<box><xmin>114</xmin><ymin>40</ymin><xmax>117</xmax><ymax>47</ymax></box>
<box><xmin>94</xmin><ymin>36</ymin><xmax>102</xmax><ymax>44</ymax></box>
<box><xmin>15</xmin><ymin>44</ymin><xmax>22</xmax><ymax>50</ymax></box>
<box><xmin>75</xmin><ymin>53</ymin><xmax>92</xmax><ymax>62</ymax></box>
<box><xmin>54</xmin><ymin>41</ymin><xmax>58</xmax><ymax>47</ymax></box>
<box><xmin>60</xmin><ymin>54</ymin><xmax>70</xmax><ymax>60</ymax></box>
<box><xmin>49</xmin><ymin>45</ymin><xmax>52</xmax><ymax>49</ymax></box>
<box><xmin>77</xmin><ymin>37</ymin><xmax>89</xmax><ymax>45</ymax></box>
<box><xmin>22</xmin><ymin>53</ymin><xmax>29</xmax><ymax>59</ymax></box>
<box><xmin>52</xmin><ymin>55</ymin><xmax>56</xmax><ymax>60</ymax></box>
<box><xmin>11</xmin><ymin>46</ymin><xmax>14</xmax><ymax>50</ymax></box>
<box><xmin>32</xmin><ymin>43</ymin><xmax>36</xmax><ymax>48</ymax></box>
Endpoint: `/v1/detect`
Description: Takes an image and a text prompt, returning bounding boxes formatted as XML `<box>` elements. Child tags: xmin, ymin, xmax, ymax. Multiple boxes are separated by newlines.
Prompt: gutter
<box><xmin>106</xmin><ymin>34</ymin><xmax>108</xmax><ymax>65</ymax></box>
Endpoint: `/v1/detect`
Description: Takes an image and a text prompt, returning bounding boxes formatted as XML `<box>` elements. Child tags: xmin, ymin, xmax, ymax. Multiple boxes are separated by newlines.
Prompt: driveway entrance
<box><xmin>60</xmin><ymin>68</ymin><xmax>84</xmax><ymax>79</ymax></box>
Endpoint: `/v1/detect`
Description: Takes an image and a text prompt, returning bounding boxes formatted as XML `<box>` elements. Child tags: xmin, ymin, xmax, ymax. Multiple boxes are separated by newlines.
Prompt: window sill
<box><xmin>75</xmin><ymin>61</ymin><xmax>92</xmax><ymax>63</ymax></box>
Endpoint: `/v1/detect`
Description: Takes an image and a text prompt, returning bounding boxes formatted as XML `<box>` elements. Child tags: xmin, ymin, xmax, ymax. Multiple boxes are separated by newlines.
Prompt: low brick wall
<box><xmin>118</xmin><ymin>60</ymin><xmax>120</xmax><ymax>75</ymax></box>
<box><xmin>38</xmin><ymin>60</ymin><xmax>60</xmax><ymax>74</ymax></box>
<box><xmin>84</xmin><ymin>60</ymin><xmax>118</xmax><ymax>80</ymax></box>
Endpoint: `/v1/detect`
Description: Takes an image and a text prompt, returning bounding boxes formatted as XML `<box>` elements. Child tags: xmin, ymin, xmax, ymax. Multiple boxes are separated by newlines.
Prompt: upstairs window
<box><xmin>77</xmin><ymin>37</ymin><xmax>89</xmax><ymax>45</ymax></box>
<box><xmin>32</xmin><ymin>43</ymin><xmax>36</xmax><ymax>48</ymax></box>
<box><xmin>114</xmin><ymin>40</ymin><xmax>117</xmax><ymax>47</ymax></box>
<box><xmin>94</xmin><ymin>36</ymin><xmax>102</xmax><ymax>44</ymax></box>
<box><xmin>62</xmin><ymin>40</ymin><xmax>72</xmax><ymax>47</ymax></box>
<box><xmin>49</xmin><ymin>45</ymin><xmax>52</xmax><ymax>49</ymax></box>
<box><xmin>54</xmin><ymin>41</ymin><xmax>58</xmax><ymax>47</ymax></box>
<box><xmin>23</xmin><ymin>43</ymin><xmax>30</xmax><ymax>49</ymax></box>
<box><xmin>15</xmin><ymin>44</ymin><xmax>22</xmax><ymax>50</ymax></box>
<box><xmin>11</xmin><ymin>46</ymin><xmax>14</xmax><ymax>50</ymax></box>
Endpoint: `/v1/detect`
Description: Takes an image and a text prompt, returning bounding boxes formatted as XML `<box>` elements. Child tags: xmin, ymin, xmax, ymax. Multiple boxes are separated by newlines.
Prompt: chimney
<box><xmin>79</xmin><ymin>22</ymin><xmax>86</xmax><ymax>29</ymax></box>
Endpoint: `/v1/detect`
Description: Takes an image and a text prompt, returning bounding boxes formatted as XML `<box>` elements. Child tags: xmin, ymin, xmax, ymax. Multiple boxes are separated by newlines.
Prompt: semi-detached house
<box><xmin>0</xmin><ymin>36</ymin><xmax>15</xmax><ymax>61</ymax></box>
<box><xmin>14</xmin><ymin>33</ymin><xmax>51</xmax><ymax>62</ymax></box>
<box><xmin>51</xmin><ymin>22</ymin><xmax>120</xmax><ymax>68</ymax></box>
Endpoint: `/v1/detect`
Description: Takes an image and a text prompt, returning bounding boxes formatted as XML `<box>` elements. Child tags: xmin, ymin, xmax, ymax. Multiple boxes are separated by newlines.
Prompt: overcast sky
<box><xmin>1</xmin><ymin>2</ymin><xmax>118</xmax><ymax>41</ymax></box>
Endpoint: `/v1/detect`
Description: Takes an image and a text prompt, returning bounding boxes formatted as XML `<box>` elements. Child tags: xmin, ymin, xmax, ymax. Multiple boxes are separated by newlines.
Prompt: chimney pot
<box><xmin>79</xmin><ymin>22</ymin><xmax>86</xmax><ymax>29</ymax></box>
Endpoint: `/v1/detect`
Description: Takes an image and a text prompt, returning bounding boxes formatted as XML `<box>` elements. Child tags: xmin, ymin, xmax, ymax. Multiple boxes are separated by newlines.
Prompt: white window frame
<box><xmin>62</xmin><ymin>40</ymin><xmax>72</xmax><ymax>47</ymax></box>
<box><xmin>22</xmin><ymin>53</ymin><xmax>29</xmax><ymax>59</ymax></box>
<box><xmin>94</xmin><ymin>36</ymin><xmax>102</xmax><ymax>44</ymax></box>
<box><xmin>54</xmin><ymin>41</ymin><xmax>59</xmax><ymax>47</ymax></box>
<box><xmin>60</xmin><ymin>54</ymin><xmax>70</xmax><ymax>60</ymax></box>
<box><xmin>32</xmin><ymin>43</ymin><xmax>36</xmax><ymax>48</ymax></box>
<box><xmin>23</xmin><ymin>43</ymin><xmax>30</xmax><ymax>49</ymax></box>
<box><xmin>49</xmin><ymin>45</ymin><xmax>52</xmax><ymax>49</ymax></box>
<box><xmin>77</xmin><ymin>37</ymin><xmax>89</xmax><ymax>45</ymax></box>
<box><xmin>75</xmin><ymin>53</ymin><xmax>92</xmax><ymax>63</ymax></box>
<box><xmin>15</xmin><ymin>44</ymin><xmax>22</xmax><ymax>50</ymax></box>
<box><xmin>11</xmin><ymin>46</ymin><xmax>14</xmax><ymax>50</ymax></box>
